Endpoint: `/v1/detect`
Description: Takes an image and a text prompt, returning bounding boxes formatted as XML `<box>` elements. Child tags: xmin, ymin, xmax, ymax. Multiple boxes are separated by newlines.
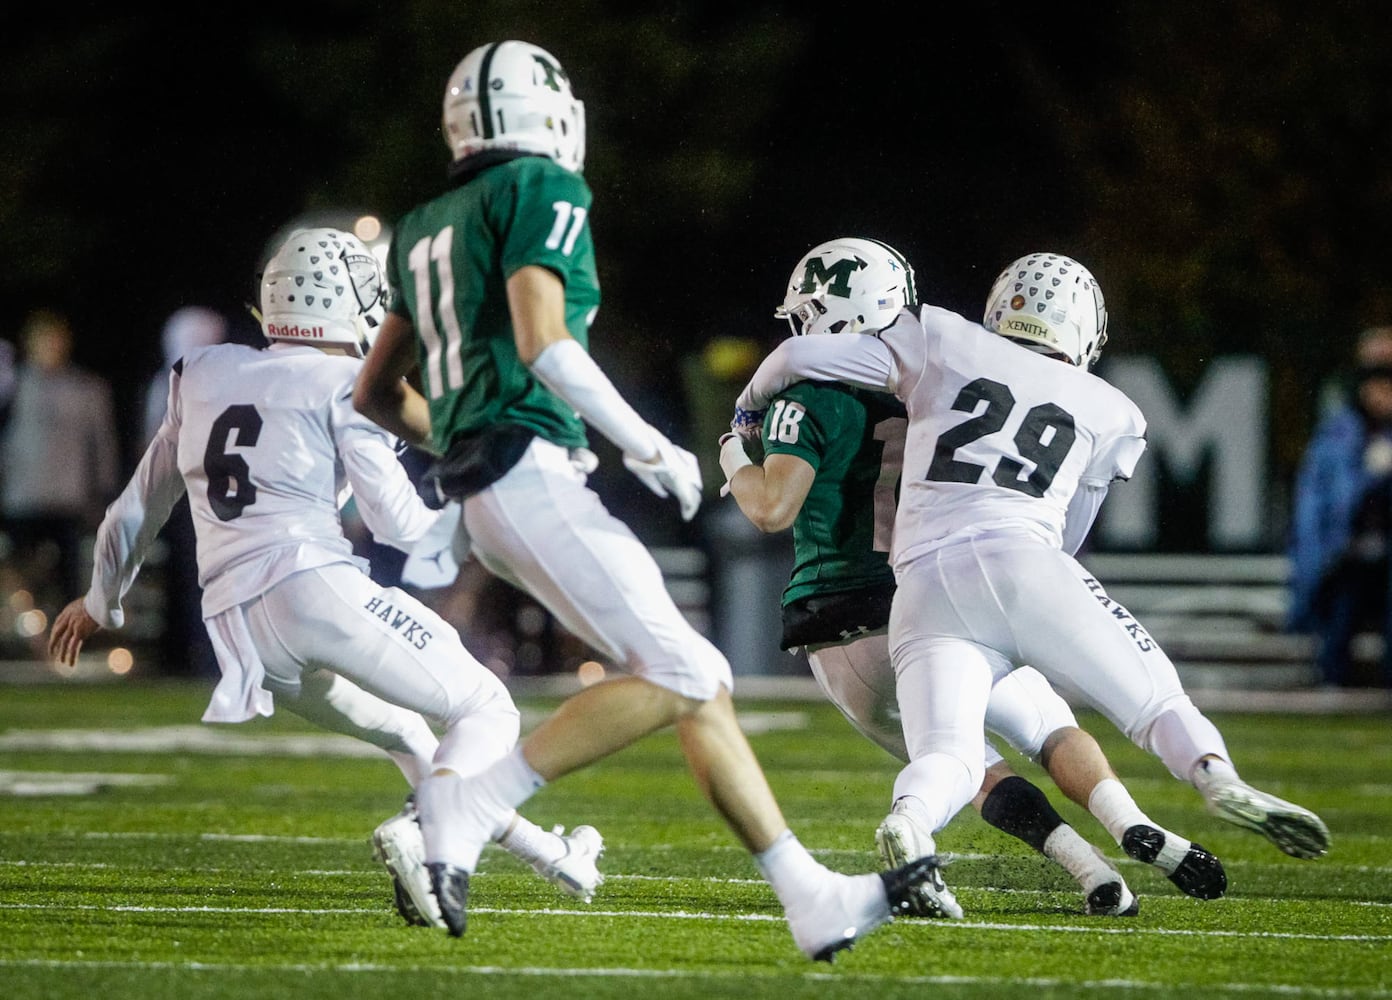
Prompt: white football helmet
<box><xmin>776</xmin><ymin>237</ymin><xmax>917</xmax><ymax>337</ymax></box>
<box><xmin>259</xmin><ymin>228</ymin><xmax>385</xmax><ymax>357</ymax></box>
<box><xmin>983</xmin><ymin>252</ymin><xmax>1108</xmax><ymax>368</ymax></box>
<box><xmin>442</xmin><ymin>40</ymin><xmax>586</xmax><ymax>173</ymax></box>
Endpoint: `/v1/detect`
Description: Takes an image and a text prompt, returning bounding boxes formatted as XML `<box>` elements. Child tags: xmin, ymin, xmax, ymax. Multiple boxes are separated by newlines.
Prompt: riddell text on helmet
<box><xmin>267</xmin><ymin>322</ymin><xmax>326</xmax><ymax>339</ymax></box>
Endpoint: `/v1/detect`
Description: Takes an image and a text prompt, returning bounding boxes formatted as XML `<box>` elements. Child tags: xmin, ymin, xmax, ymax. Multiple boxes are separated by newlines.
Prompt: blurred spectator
<box><xmin>144</xmin><ymin>306</ymin><xmax>229</xmax><ymax>444</ymax></box>
<box><xmin>0</xmin><ymin>309</ymin><xmax>119</xmax><ymax>613</ymax></box>
<box><xmin>1288</xmin><ymin>326</ymin><xmax>1392</xmax><ymax>688</ymax></box>
<box><xmin>142</xmin><ymin>306</ymin><xmax>229</xmax><ymax>679</ymax></box>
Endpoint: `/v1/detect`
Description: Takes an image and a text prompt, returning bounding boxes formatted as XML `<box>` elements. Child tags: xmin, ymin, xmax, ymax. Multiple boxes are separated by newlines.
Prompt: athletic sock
<box><xmin>495</xmin><ymin>812</ymin><xmax>563</xmax><ymax>866</ymax></box>
<box><xmin>1088</xmin><ymin>778</ymin><xmax>1152</xmax><ymax>844</ymax></box>
<box><xmin>1042</xmin><ymin>824</ymin><xmax>1118</xmax><ymax>894</ymax></box>
<box><xmin>755</xmin><ymin>830</ymin><xmax>828</xmax><ymax>903</ymax></box>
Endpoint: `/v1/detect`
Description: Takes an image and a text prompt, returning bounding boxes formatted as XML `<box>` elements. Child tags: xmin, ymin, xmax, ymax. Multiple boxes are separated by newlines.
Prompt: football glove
<box><xmin>623</xmin><ymin>433</ymin><xmax>703</xmax><ymax>522</ymax></box>
<box><xmin>731</xmin><ymin>405</ymin><xmax>766</xmax><ymax>443</ymax></box>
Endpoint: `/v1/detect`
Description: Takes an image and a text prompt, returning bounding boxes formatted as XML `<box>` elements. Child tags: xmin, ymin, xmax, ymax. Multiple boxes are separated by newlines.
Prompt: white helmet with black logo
<box><xmin>983</xmin><ymin>252</ymin><xmax>1107</xmax><ymax>368</ymax></box>
<box><xmin>442</xmin><ymin>40</ymin><xmax>586</xmax><ymax>173</ymax></box>
<box><xmin>259</xmin><ymin>228</ymin><xmax>385</xmax><ymax>357</ymax></box>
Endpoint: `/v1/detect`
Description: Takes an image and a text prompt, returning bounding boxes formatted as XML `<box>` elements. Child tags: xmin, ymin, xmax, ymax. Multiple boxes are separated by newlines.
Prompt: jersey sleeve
<box><xmin>329</xmin><ymin>378</ymin><xmax>445</xmax><ymax>550</ymax></box>
<box><xmin>498</xmin><ymin>162</ymin><xmax>594</xmax><ymax>283</ymax></box>
<box><xmin>760</xmin><ymin>383</ymin><xmax>835</xmax><ymax>472</ymax></box>
<box><xmin>1082</xmin><ymin>393</ymin><xmax>1148</xmax><ymax>485</ymax></box>
<box><xmin>736</xmin><ymin>333</ymin><xmax>894</xmax><ymax>413</ymax></box>
<box><xmin>84</xmin><ymin>366</ymin><xmax>190</xmax><ymax>629</ymax></box>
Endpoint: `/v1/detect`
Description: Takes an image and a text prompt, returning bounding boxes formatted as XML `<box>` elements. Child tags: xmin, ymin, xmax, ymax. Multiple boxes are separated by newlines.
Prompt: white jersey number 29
<box><xmin>925</xmin><ymin>377</ymin><xmax>1076</xmax><ymax>498</ymax></box>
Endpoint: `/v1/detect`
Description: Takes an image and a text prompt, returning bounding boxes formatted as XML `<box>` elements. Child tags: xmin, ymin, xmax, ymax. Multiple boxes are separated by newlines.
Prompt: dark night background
<box><xmin>4</xmin><ymin>1</ymin><xmax>1390</xmax><ymax>538</ymax></box>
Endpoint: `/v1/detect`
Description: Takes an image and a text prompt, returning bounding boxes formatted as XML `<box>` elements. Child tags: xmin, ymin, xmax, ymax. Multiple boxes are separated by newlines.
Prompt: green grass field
<box><xmin>0</xmin><ymin>680</ymin><xmax>1388</xmax><ymax>999</ymax></box>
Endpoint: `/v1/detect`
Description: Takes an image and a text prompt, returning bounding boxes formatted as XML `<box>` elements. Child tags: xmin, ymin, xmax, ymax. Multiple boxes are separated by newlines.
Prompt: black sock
<box><xmin>979</xmin><ymin>775</ymin><xmax>1066</xmax><ymax>853</ymax></box>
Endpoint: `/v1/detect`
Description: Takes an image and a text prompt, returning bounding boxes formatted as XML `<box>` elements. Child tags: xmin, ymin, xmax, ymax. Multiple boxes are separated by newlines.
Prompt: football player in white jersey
<box><xmin>721</xmin><ymin>238</ymin><xmax>1226</xmax><ymax>916</ymax></box>
<box><xmin>730</xmin><ymin>251</ymin><xmax>1330</xmax><ymax>910</ymax></box>
<box><xmin>48</xmin><ymin>227</ymin><xmax>604</xmax><ymax>930</ymax></box>
<box><xmin>352</xmin><ymin>39</ymin><xmax>945</xmax><ymax>961</ymax></box>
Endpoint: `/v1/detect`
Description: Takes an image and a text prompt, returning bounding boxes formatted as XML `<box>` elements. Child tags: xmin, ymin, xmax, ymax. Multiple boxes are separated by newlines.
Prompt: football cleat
<box><xmin>874</xmin><ymin>806</ymin><xmax>964</xmax><ymax>919</ymax></box>
<box><xmin>533</xmin><ymin>825</ymin><xmax>605</xmax><ymax>902</ymax></box>
<box><xmin>1202</xmin><ymin>780</ymin><xmax>1331</xmax><ymax>860</ymax></box>
<box><xmin>428</xmin><ymin>862</ymin><xmax>471</xmax><ymax>937</ymax></box>
<box><xmin>786</xmin><ymin>857</ymin><xmax>947</xmax><ymax>963</ymax></box>
<box><xmin>1085</xmin><ymin>878</ymin><xmax>1139</xmax><ymax>917</ymax></box>
<box><xmin>1121</xmin><ymin>824</ymin><xmax>1227</xmax><ymax>899</ymax></box>
<box><xmin>371</xmin><ymin>797</ymin><xmax>445</xmax><ymax>928</ymax></box>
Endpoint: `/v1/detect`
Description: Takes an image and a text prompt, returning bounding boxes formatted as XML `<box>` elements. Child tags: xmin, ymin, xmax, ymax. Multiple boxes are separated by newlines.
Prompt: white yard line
<box><xmin>0</xmin><ymin>957</ymin><xmax>1385</xmax><ymax>997</ymax></box>
<box><xmin>0</xmin><ymin>900</ymin><xmax>1387</xmax><ymax>943</ymax></box>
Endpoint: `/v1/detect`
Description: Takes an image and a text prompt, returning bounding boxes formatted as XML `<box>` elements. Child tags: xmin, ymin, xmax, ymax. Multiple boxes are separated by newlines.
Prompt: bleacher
<box><xmin>1078</xmin><ymin>551</ymin><xmax>1330</xmax><ymax>690</ymax></box>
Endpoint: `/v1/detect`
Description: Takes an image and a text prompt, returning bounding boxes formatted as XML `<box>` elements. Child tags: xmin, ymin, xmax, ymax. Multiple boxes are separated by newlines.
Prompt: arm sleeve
<box><xmin>529</xmin><ymin>338</ymin><xmax>659</xmax><ymax>457</ymax></box>
<box><xmin>1061</xmin><ymin>483</ymin><xmax>1108</xmax><ymax>556</ymax></box>
<box><xmin>331</xmin><ymin>384</ymin><xmax>446</xmax><ymax>550</ymax></box>
<box><xmin>735</xmin><ymin>334</ymin><xmax>894</xmax><ymax>413</ymax></box>
<box><xmin>83</xmin><ymin>384</ymin><xmax>188</xmax><ymax>629</ymax></box>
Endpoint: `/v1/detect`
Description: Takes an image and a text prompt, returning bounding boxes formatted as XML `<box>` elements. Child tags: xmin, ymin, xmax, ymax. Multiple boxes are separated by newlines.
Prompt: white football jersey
<box><xmin>735</xmin><ymin>304</ymin><xmax>1147</xmax><ymax>566</ymax></box>
<box><xmin>87</xmin><ymin>342</ymin><xmax>440</xmax><ymax>624</ymax></box>
<box><xmin>880</xmin><ymin>305</ymin><xmax>1145</xmax><ymax>564</ymax></box>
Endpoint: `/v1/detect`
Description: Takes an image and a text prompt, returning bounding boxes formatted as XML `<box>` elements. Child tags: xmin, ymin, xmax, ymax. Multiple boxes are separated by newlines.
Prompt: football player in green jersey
<box><xmin>720</xmin><ymin>238</ymin><xmax>1228</xmax><ymax>916</ymax></box>
<box><xmin>353</xmin><ymin>41</ymin><xmax>945</xmax><ymax>960</ymax></box>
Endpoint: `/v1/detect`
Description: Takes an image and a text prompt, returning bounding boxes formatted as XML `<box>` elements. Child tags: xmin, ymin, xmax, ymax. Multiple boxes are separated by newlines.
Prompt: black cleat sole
<box><xmin>1122</xmin><ymin>826</ymin><xmax>1227</xmax><ymax>900</ymax></box>
<box><xmin>428</xmin><ymin>862</ymin><xmax>470</xmax><ymax>937</ymax></box>
<box><xmin>1086</xmin><ymin>880</ymin><xmax>1139</xmax><ymax>916</ymax></box>
<box><xmin>880</xmin><ymin>855</ymin><xmax>947</xmax><ymax>917</ymax></box>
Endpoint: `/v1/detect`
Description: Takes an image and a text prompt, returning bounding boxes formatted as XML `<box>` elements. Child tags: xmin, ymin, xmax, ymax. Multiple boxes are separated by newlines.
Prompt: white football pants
<box><xmin>245</xmin><ymin>563</ymin><xmax>520</xmax><ymax>786</ymax></box>
<box><xmin>889</xmin><ymin>534</ymin><xmax>1230</xmax><ymax>833</ymax></box>
<box><xmin>806</xmin><ymin>631</ymin><xmax>1076</xmax><ymax>770</ymax></box>
<box><xmin>462</xmin><ymin>439</ymin><xmax>733</xmax><ymax>700</ymax></box>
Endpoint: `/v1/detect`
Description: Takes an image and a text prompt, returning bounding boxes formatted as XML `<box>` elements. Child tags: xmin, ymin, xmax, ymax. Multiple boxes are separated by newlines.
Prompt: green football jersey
<box><xmin>386</xmin><ymin>155</ymin><xmax>600</xmax><ymax>453</ymax></box>
<box><xmin>761</xmin><ymin>380</ymin><xmax>907</xmax><ymax>607</ymax></box>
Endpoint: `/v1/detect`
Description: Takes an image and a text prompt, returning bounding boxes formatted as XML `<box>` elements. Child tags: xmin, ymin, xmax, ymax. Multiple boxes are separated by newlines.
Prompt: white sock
<box><xmin>495</xmin><ymin>812</ymin><xmax>563</xmax><ymax>866</ymax></box>
<box><xmin>443</xmin><ymin>746</ymin><xmax>546</xmax><ymax>841</ymax></box>
<box><xmin>755</xmin><ymin>830</ymin><xmax>827</xmax><ymax>904</ymax></box>
<box><xmin>1191</xmin><ymin>755</ymin><xmax>1240</xmax><ymax>792</ymax></box>
<box><xmin>1088</xmin><ymin>778</ymin><xmax>1152</xmax><ymax>844</ymax></box>
<box><xmin>1043</xmin><ymin>824</ymin><xmax>1117</xmax><ymax>893</ymax></box>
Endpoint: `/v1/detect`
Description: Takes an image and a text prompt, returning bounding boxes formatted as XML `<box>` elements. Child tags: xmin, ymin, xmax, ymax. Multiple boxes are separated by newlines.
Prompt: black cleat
<box><xmin>1122</xmin><ymin>825</ymin><xmax>1227</xmax><ymax>900</ymax></box>
<box><xmin>1086</xmin><ymin>880</ymin><xmax>1140</xmax><ymax>916</ymax></box>
<box><xmin>880</xmin><ymin>855</ymin><xmax>960</xmax><ymax>919</ymax></box>
<box><xmin>428</xmin><ymin>862</ymin><xmax>471</xmax><ymax>937</ymax></box>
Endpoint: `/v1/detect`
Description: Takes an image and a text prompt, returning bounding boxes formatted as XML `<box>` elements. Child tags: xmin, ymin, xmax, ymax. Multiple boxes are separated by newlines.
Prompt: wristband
<box><xmin>718</xmin><ymin>432</ymin><xmax>754</xmax><ymax>482</ymax></box>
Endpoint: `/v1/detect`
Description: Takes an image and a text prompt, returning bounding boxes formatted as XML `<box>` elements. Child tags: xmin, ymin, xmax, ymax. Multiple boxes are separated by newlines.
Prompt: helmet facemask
<box><xmin>775</xmin><ymin>237</ymin><xmax>917</xmax><ymax>337</ymax></box>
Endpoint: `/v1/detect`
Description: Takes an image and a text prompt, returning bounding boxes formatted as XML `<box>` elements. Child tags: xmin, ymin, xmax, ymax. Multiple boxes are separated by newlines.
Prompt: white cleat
<box><xmin>874</xmin><ymin>807</ymin><xmax>963</xmax><ymax>919</ymax></box>
<box><xmin>371</xmin><ymin>798</ymin><xmax>444</xmax><ymax>929</ymax></box>
<box><xmin>1204</xmin><ymin>780</ymin><xmax>1331</xmax><ymax>860</ymax></box>
<box><xmin>787</xmin><ymin>858</ymin><xmax>949</xmax><ymax>962</ymax></box>
<box><xmin>533</xmin><ymin>825</ymin><xmax>605</xmax><ymax>902</ymax></box>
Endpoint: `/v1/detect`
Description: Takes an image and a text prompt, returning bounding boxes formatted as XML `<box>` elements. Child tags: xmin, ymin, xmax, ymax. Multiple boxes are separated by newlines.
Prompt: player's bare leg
<box><xmin>972</xmin><ymin>761</ymin><xmax>1138</xmax><ymax>916</ymax></box>
<box><xmin>1040</xmin><ymin>726</ymin><xmax>1227</xmax><ymax>899</ymax></box>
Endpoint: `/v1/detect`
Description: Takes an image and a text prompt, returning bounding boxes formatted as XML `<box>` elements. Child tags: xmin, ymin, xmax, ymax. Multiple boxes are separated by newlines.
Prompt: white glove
<box><xmin>623</xmin><ymin>433</ymin><xmax>703</xmax><ymax>522</ymax></box>
<box><xmin>400</xmin><ymin>502</ymin><xmax>467</xmax><ymax>589</ymax></box>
